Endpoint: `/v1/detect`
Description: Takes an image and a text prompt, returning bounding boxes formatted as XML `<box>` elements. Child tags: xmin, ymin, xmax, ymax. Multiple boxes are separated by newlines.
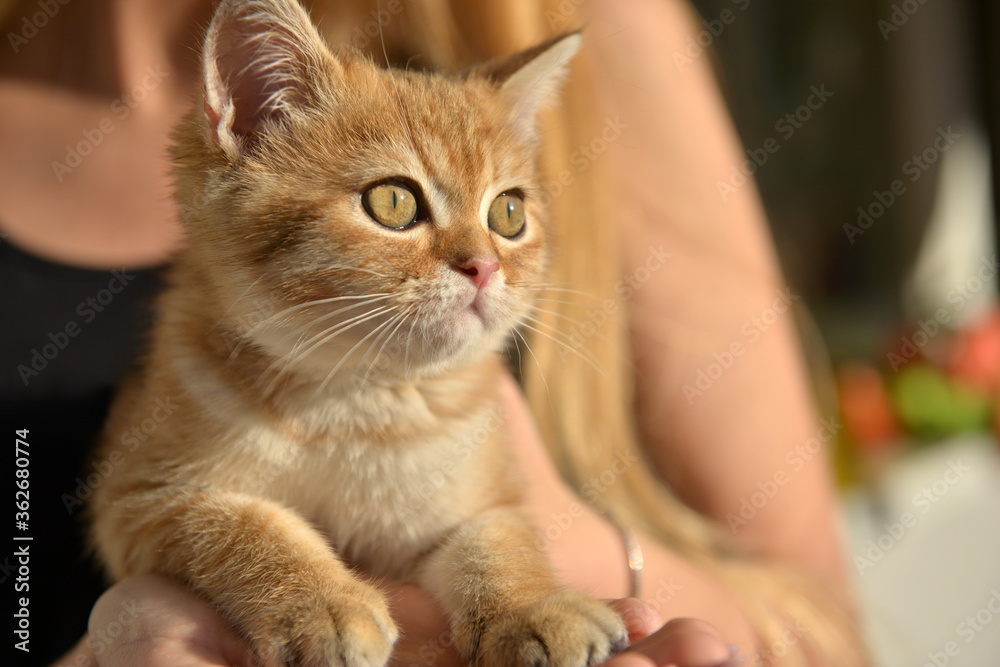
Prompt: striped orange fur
<box><xmin>88</xmin><ymin>0</ymin><xmax>625</xmax><ymax>665</ymax></box>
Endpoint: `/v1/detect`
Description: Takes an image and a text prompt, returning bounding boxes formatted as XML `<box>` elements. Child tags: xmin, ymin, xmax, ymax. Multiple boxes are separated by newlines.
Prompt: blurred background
<box><xmin>687</xmin><ymin>0</ymin><xmax>1000</xmax><ymax>664</ymax></box>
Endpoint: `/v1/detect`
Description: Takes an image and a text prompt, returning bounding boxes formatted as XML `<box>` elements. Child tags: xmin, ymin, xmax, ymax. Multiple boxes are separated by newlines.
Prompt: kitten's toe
<box><xmin>475</xmin><ymin>591</ymin><xmax>626</xmax><ymax>667</ymax></box>
<box><xmin>251</xmin><ymin>580</ymin><xmax>398</xmax><ymax>667</ymax></box>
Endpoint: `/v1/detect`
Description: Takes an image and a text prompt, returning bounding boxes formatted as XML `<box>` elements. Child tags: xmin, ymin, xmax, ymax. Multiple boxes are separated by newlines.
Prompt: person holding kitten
<box><xmin>0</xmin><ymin>0</ymin><xmax>866</xmax><ymax>666</ymax></box>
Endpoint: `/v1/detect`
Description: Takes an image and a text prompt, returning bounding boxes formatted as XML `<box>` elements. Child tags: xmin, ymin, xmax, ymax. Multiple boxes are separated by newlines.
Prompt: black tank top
<box><xmin>0</xmin><ymin>236</ymin><xmax>166</xmax><ymax>665</ymax></box>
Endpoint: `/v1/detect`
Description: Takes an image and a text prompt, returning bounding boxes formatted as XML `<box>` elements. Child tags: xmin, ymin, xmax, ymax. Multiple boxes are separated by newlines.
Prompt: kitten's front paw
<box><xmin>475</xmin><ymin>591</ymin><xmax>626</xmax><ymax>667</ymax></box>
<box><xmin>250</xmin><ymin>579</ymin><xmax>398</xmax><ymax>667</ymax></box>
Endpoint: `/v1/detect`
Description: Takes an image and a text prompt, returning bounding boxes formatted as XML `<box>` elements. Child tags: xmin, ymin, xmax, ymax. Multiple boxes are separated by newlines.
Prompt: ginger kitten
<box><xmin>88</xmin><ymin>0</ymin><xmax>625</xmax><ymax>665</ymax></box>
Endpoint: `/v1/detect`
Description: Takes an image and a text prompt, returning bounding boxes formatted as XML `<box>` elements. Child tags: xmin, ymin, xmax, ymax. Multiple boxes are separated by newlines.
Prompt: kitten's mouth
<box><xmin>453</xmin><ymin>293</ymin><xmax>491</xmax><ymax>329</ymax></box>
<box><xmin>435</xmin><ymin>289</ymin><xmax>507</xmax><ymax>346</ymax></box>
<box><xmin>468</xmin><ymin>296</ymin><xmax>485</xmax><ymax>316</ymax></box>
<box><xmin>466</xmin><ymin>290</ymin><xmax>498</xmax><ymax>322</ymax></box>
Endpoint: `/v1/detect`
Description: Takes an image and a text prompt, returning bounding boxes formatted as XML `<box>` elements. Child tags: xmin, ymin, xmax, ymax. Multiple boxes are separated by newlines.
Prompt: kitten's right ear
<box><xmin>475</xmin><ymin>32</ymin><xmax>582</xmax><ymax>144</ymax></box>
<box><xmin>203</xmin><ymin>0</ymin><xmax>336</xmax><ymax>158</ymax></box>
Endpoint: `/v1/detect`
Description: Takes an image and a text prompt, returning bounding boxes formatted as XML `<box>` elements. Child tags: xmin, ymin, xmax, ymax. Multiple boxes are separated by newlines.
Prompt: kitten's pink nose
<box><xmin>453</xmin><ymin>257</ymin><xmax>500</xmax><ymax>291</ymax></box>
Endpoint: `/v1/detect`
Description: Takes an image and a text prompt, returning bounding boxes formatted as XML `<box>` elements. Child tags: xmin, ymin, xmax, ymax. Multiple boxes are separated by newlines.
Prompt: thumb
<box><xmin>604</xmin><ymin>598</ymin><xmax>664</xmax><ymax>644</ymax></box>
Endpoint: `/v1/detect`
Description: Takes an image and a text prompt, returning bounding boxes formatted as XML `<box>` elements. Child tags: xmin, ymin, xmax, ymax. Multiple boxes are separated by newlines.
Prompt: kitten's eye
<box><xmin>363</xmin><ymin>184</ymin><xmax>419</xmax><ymax>229</ymax></box>
<box><xmin>488</xmin><ymin>193</ymin><xmax>526</xmax><ymax>238</ymax></box>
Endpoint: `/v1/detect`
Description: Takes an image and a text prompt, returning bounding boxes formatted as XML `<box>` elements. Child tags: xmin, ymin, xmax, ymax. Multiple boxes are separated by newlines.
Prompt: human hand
<box><xmin>497</xmin><ymin>376</ymin><xmax>751</xmax><ymax>666</ymax></box>
<box><xmin>87</xmin><ymin>575</ymin><xmax>682</xmax><ymax>666</ymax></box>
<box><xmin>379</xmin><ymin>579</ymin><xmax>668</xmax><ymax>666</ymax></box>
<box><xmin>88</xmin><ymin>574</ymin><xmax>257</xmax><ymax>666</ymax></box>
<box><xmin>381</xmin><ymin>581</ymin><xmax>742</xmax><ymax>667</ymax></box>
<box><xmin>603</xmin><ymin>617</ymin><xmax>744</xmax><ymax>667</ymax></box>
<box><xmin>382</xmin><ymin>592</ymin><xmax>741</xmax><ymax>667</ymax></box>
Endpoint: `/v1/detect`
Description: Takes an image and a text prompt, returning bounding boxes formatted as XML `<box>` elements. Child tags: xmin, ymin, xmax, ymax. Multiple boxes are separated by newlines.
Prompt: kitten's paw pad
<box><xmin>254</xmin><ymin>583</ymin><xmax>398</xmax><ymax>667</ymax></box>
<box><xmin>476</xmin><ymin>592</ymin><xmax>626</xmax><ymax>667</ymax></box>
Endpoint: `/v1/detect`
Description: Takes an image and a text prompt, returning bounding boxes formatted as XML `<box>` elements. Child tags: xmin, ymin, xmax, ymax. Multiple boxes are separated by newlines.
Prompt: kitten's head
<box><xmin>174</xmin><ymin>0</ymin><xmax>579</xmax><ymax>390</ymax></box>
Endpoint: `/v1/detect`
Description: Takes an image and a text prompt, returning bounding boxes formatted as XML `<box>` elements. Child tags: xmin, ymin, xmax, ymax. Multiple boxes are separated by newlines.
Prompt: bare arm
<box><xmin>587</xmin><ymin>0</ymin><xmax>847</xmax><ymax>582</ymax></box>
<box><xmin>502</xmin><ymin>374</ymin><xmax>760</xmax><ymax>658</ymax></box>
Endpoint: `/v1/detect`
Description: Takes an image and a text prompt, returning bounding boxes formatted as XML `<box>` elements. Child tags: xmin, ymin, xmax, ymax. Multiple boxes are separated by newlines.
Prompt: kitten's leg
<box><xmin>92</xmin><ymin>487</ymin><xmax>397</xmax><ymax>667</ymax></box>
<box><xmin>418</xmin><ymin>508</ymin><xmax>626</xmax><ymax>667</ymax></box>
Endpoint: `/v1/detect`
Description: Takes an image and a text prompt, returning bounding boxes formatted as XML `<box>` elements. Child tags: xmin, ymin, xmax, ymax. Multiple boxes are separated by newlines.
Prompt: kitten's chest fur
<box><xmin>121</xmin><ymin>333</ymin><xmax>517</xmax><ymax>582</ymax></box>
<box><xmin>264</xmin><ymin>395</ymin><xmax>511</xmax><ymax>579</ymax></box>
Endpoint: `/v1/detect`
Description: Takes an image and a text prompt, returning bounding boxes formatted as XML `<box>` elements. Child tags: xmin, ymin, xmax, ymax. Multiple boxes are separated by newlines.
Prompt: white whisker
<box><xmin>225</xmin><ymin>292</ymin><xmax>394</xmax><ymax>358</ymax></box>
<box><xmin>249</xmin><ymin>293</ymin><xmax>394</xmax><ymax>337</ymax></box>
<box><xmin>375</xmin><ymin>0</ymin><xmax>415</xmax><ymax>149</ymax></box>
<box><xmin>359</xmin><ymin>309</ymin><xmax>411</xmax><ymax>388</ymax></box>
<box><xmin>211</xmin><ymin>274</ymin><xmax>269</xmax><ymax>332</ymax></box>
<box><xmin>525</xmin><ymin>285</ymin><xmax>603</xmax><ymax>301</ymax></box>
<box><xmin>524</xmin><ymin>308</ymin><xmax>617</xmax><ymax>349</ymax></box>
<box><xmin>281</xmin><ymin>294</ymin><xmax>396</xmax><ymax>350</ymax></box>
<box><xmin>291</xmin><ymin>263</ymin><xmax>399</xmax><ymax>280</ymax></box>
<box><xmin>511</xmin><ymin>328</ymin><xmax>550</xmax><ymax>404</ymax></box>
<box><xmin>527</xmin><ymin>296</ymin><xmax>596</xmax><ymax>308</ymax></box>
<box><xmin>256</xmin><ymin>304</ymin><xmax>398</xmax><ymax>395</ymax></box>
<box><xmin>287</xmin><ymin>304</ymin><xmax>398</xmax><ymax>369</ymax></box>
<box><xmin>402</xmin><ymin>312</ymin><xmax>420</xmax><ymax>376</ymax></box>
<box><xmin>314</xmin><ymin>314</ymin><xmax>399</xmax><ymax>397</ymax></box>
<box><xmin>518</xmin><ymin>322</ymin><xmax>607</xmax><ymax>379</ymax></box>
<box><xmin>509</xmin><ymin>328</ymin><xmax>524</xmax><ymax>376</ymax></box>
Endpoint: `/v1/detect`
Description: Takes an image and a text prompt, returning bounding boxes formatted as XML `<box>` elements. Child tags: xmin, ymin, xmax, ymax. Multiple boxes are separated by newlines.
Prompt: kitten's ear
<box><xmin>478</xmin><ymin>32</ymin><xmax>582</xmax><ymax>143</ymax></box>
<box><xmin>203</xmin><ymin>0</ymin><xmax>335</xmax><ymax>158</ymax></box>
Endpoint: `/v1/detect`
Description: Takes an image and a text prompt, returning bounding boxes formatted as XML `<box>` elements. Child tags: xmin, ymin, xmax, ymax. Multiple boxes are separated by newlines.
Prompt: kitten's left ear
<box><xmin>477</xmin><ymin>32</ymin><xmax>583</xmax><ymax>143</ymax></box>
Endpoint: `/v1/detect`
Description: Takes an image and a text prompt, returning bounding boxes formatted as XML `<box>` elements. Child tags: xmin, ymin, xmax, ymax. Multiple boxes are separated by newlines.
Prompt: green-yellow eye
<box><xmin>363</xmin><ymin>184</ymin><xmax>419</xmax><ymax>229</ymax></box>
<box><xmin>488</xmin><ymin>192</ymin><xmax>525</xmax><ymax>238</ymax></box>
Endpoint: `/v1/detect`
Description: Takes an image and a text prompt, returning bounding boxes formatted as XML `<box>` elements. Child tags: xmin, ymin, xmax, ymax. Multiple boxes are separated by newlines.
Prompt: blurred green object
<box><xmin>891</xmin><ymin>364</ymin><xmax>993</xmax><ymax>438</ymax></box>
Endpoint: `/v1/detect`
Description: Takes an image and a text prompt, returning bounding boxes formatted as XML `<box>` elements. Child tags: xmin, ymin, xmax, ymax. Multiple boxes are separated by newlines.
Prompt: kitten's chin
<box><xmin>395</xmin><ymin>306</ymin><xmax>511</xmax><ymax>376</ymax></box>
<box><xmin>424</xmin><ymin>312</ymin><xmax>495</xmax><ymax>360</ymax></box>
<box><xmin>453</xmin><ymin>304</ymin><xmax>488</xmax><ymax>336</ymax></box>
